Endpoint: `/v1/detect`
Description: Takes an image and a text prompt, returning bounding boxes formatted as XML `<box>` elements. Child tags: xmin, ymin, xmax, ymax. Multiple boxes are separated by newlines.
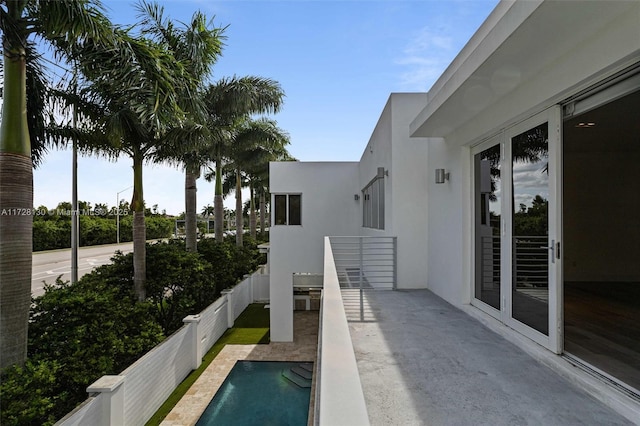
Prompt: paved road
<box><xmin>32</xmin><ymin>243</ymin><xmax>133</xmax><ymax>297</ymax></box>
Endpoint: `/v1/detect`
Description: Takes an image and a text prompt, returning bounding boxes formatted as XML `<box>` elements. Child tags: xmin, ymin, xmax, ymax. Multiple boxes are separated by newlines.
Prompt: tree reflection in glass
<box><xmin>512</xmin><ymin>122</ymin><xmax>549</xmax><ymax>335</ymax></box>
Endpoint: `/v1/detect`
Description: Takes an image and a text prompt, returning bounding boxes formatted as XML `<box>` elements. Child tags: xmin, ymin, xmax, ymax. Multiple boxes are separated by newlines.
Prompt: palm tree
<box><xmin>203</xmin><ymin>76</ymin><xmax>285</xmax><ymax>243</ymax></box>
<box><xmin>226</xmin><ymin>118</ymin><xmax>290</xmax><ymax>243</ymax></box>
<box><xmin>201</xmin><ymin>204</ymin><xmax>215</xmax><ymax>218</ymax></box>
<box><xmin>0</xmin><ymin>0</ymin><xmax>116</xmax><ymax>368</ymax></box>
<box><xmin>52</xmin><ymin>29</ymin><xmax>195</xmax><ymax>302</ymax></box>
<box><xmin>244</xmin><ymin>142</ymin><xmax>295</xmax><ymax>239</ymax></box>
<box><xmin>136</xmin><ymin>0</ymin><xmax>225</xmax><ymax>252</ymax></box>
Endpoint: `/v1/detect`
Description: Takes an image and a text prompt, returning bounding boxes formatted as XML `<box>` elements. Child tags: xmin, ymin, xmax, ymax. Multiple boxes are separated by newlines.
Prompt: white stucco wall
<box><xmin>269</xmin><ymin>162</ymin><xmax>360</xmax><ymax>341</ymax></box>
<box><xmin>358</xmin><ymin>93</ymin><xmax>431</xmax><ymax>288</ymax></box>
<box><xmin>416</xmin><ymin>0</ymin><xmax>640</xmax><ymax>308</ymax></box>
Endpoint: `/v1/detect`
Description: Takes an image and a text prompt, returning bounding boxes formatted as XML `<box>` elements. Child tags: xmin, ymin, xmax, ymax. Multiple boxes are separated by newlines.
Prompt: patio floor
<box><xmin>160</xmin><ymin>310</ymin><xmax>318</xmax><ymax>426</ymax></box>
<box><xmin>345</xmin><ymin>289</ymin><xmax>637</xmax><ymax>426</ymax></box>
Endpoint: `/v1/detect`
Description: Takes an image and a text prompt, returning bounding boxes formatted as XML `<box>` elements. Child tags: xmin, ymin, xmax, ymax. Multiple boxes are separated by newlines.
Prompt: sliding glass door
<box><xmin>473</xmin><ymin>107</ymin><xmax>562</xmax><ymax>353</ymax></box>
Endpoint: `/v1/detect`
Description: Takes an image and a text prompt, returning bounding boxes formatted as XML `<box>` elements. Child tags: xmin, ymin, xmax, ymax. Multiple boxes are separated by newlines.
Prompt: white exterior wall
<box><xmin>269</xmin><ymin>94</ymin><xmax>432</xmax><ymax>341</ymax></box>
<box><xmin>358</xmin><ymin>93</ymin><xmax>430</xmax><ymax>288</ymax></box>
<box><xmin>415</xmin><ymin>0</ymin><xmax>640</xmax><ymax>307</ymax></box>
<box><xmin>269</xmin><ymin>162</ymin><xmax>360</xmax><ymax>341</ymax></box>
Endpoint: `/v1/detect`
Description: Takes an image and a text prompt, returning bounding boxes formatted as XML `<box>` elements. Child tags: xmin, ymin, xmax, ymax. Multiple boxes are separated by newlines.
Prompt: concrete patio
<box><xmin>345</xmin><ymin>289</ymin><xmax>637</xmax><ymax>426</ymax></box>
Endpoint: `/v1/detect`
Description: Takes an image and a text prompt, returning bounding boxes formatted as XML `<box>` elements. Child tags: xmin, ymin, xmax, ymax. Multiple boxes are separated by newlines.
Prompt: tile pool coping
<box><xmin>160</xmin><ymin>311</ymin><xmax>318</xmax><ymax>426</ymax></box>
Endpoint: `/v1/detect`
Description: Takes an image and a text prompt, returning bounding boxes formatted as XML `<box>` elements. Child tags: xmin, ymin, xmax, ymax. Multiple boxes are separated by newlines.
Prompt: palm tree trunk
<box><xmin>249</xmin><ymin>182</ymin><xmax>257</xmax><ymax>239</ymax></box>
<box><xmin>0</xmin><ymin>45</ymin><xmax>32</xmax><ymax>368</ymax></box>
<box><xmin>259</xmin><ymin>190</ymin><xmax>266</xmax><ymax>238</ymax></box>
<box><xmin>132</xmin><ymin>152</ymin><xmax>146</xmax><ymax>301</ymax></box>
<box><xmin>185</xmin><ymin>164</ymin><xmax>198</xmax><ymax>252</ymax></box>
<box><xmin>214</xmin><ymin>154</ymin><xmax>224</xmax><ymax>242</ymax></box>
<box><xmin>235</xmin><ymin>166</ymin><xmax>243</xmax><ymax>246</ymax></box>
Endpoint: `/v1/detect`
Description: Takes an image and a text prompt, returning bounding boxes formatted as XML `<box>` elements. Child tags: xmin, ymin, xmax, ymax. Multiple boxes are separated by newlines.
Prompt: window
<box><xmin>363</xmin><ymin>167</ymin><xmax>385</xmax><ymax>230</ymax></box>
<box><xmin>274</xmin><ymin>194</ymin><xmax>301</xmax><ymax>226</ymax></box>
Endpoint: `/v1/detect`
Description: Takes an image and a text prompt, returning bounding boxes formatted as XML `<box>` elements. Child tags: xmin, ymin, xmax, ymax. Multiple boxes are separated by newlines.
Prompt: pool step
<box><xmin>282</xmin><ymin>365</ymin><xmax>313</xmax><ymax>388</ymax></box>
<box><xmin>299</xmin><ymin>363</ymin><xmax>313</xmax><ymax>373</ymax></box>
<box><xmin>291</xmin><ymin>366</ymin><xmax>313</xmax><ymax>380</ymax></box>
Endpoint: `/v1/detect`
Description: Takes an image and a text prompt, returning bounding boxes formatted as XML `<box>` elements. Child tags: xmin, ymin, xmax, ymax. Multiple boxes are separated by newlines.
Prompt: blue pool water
<box><xmin>195</xmin><ymin>361</ymin><xmax>312</xmax><ymax>426</ymax></box>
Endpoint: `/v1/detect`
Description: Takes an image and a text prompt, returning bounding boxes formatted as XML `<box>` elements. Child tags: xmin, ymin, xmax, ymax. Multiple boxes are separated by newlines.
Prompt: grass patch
<box><xmin>145</xmin><ymin>303</ymin><xmax>270</xmax><ymax>426</ymax></box>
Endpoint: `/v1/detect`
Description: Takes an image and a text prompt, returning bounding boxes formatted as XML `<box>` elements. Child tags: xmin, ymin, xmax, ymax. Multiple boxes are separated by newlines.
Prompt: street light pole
<box><xmin>71</xmin><ymin>92</ymin><xmax>79</xmax><ymax>284</ymax></box>
<box><xmin>116</xmin><ymin>186</ymin><xmax>133</xmax><ymax>244</ymax></box>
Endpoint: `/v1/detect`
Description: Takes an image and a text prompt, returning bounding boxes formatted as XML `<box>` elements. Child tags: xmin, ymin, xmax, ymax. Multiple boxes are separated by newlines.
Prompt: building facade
<box><xmin>270</xmin><ymin>0</ymin><xmax>640</xmax><ymax>410</ymax></box>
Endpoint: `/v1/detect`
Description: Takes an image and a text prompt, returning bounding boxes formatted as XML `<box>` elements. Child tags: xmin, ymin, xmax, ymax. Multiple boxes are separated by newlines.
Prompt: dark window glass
<box><xmin>275</xmin><ymin>195</ymin><xmax>287</xmax><ymax>225</ymax></box>
<box><xmin>474</xmin><ymin>144</ymin><xmax>501</xmax><ymax>310</ymax></box>
<box><xmin>289</xmin><ymin>195</ymin><xmax>301</xmax><ymax>225</ymax></box>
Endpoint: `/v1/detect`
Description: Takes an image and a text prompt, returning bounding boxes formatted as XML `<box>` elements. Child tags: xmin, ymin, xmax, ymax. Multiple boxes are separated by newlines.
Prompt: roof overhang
<box><xmin>410</xmin><ymin>0</ymin><xmax>640</xmax><ymax>140</ymax></box>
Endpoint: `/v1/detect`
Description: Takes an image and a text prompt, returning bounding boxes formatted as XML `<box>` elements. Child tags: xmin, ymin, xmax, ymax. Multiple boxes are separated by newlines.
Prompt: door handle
<box><xmin>539</xmin><ymin>239</ymin><xmax>556</xmax><ymax>263</ymax></box>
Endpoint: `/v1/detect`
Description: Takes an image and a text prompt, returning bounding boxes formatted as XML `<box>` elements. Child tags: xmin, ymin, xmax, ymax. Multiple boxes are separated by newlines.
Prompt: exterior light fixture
<box><xmin>354</xmin><ymin>194</ymin><xmax>360</xmax><ymax>201</ymax></box>
<box><xmin>435</xmin><ymin>169</ymin><xmax>450</xmax><ymax>184</ymax></box>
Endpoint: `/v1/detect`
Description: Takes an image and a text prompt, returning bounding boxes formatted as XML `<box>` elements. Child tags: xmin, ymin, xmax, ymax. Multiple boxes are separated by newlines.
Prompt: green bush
<box><xmin>32</xmin><ymin>207</ymin><xmax>175</xmax><ymax>251</ymax></box>
<box><xmin>1</xmin><ymin>238</ymin><xmax>266</xmax><ymax>425</ymax></box>
<box><xmin>1</xmin><ymin>277</ymin><xmax>164</xmax><ymax>426</ymax></box>
<box><xmin>145</xmin><ymin>216</ymin><xmax>175</xmax><ymax>240</ymax></box>
<box><xmin>144</xmin><ymin>241</ymin><xmax>217</xmax><ymax>333</ymax></box>
<box><xmin>32</xmin><ymin>219</ymin><xmax>71</xmax><ymax>251</ymax></box>
<box><xmin>197</xmin><ymin>239</ymin><xmax>236</xmax><ymax>296</ymax></box>
<box><xmin>80</xmin><ymin>216</ymin><xmax>117</xmax><ymax>246</ymax></box>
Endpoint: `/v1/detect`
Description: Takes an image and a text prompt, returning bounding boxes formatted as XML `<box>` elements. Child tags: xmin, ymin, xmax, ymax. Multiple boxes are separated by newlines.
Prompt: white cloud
<box><xmin>395</xmin><ymin>27</ymin><xmax>456</xmax><ymax>91</ymax></box>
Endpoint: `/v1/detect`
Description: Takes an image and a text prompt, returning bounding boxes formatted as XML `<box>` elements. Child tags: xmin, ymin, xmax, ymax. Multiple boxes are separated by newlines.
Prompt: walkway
<box><xmin>346</xmin><ymin>289</ymin><xmax>636</xmax><ymax>426</ymax></box>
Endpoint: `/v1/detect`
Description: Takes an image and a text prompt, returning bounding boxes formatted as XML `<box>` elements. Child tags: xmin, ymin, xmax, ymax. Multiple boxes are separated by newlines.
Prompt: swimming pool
<box><xmin>195</xmin><ymin>360</ymin><xmax>313</xmax><ymax>426</ymax></box>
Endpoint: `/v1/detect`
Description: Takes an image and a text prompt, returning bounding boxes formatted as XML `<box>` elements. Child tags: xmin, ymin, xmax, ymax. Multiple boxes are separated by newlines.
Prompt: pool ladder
<box><xmin>282</xmin><ymin>363</ymin><xmax>313</xmax><ymax>388</ymax></box>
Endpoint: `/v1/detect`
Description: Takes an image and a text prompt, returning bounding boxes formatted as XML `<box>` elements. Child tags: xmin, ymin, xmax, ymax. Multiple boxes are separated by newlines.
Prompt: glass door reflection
<box><xmin>474</xmin><ymin>144</ymin><xmax>501</xmax><ymax>310</ymax></box>
<box><xmin>511</xmin><ymin>122</ymin><xmax>550</xmax><ymax>335</ymax></box>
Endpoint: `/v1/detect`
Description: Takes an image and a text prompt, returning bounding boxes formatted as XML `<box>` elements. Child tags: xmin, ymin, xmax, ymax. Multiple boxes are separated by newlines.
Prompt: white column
<box><xmin>183</xmin><ymin>314</ymin><xmax>202</xmax><ymax>370</ymax></box>
<box><xmin>221</xmin><ymin>288</ymin><xmax>235</xmax><ymax>328</ymax></box>
<box><xmin>87</xmin><ymin>375</ymin><xmax>125</xmax><ymax>426</ymax></box>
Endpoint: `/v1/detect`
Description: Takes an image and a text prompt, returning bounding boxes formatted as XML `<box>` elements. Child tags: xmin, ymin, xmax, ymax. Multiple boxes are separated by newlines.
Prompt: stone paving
<box><xmin>161</xmin><ymin>310</ymin><xmax>318</xmax><ymax>426</ymax></box>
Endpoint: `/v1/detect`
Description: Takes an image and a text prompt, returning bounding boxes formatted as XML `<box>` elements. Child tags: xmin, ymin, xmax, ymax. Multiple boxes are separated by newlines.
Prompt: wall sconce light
<box><xmin>435</xmin><ymin>169</ymin><xmax>450</xmax><ymax>184</ymax></box>
<box><xmin>354</xmin><ymin>194</ymin><xmax>360</xmax><ymax>201</ymax></box>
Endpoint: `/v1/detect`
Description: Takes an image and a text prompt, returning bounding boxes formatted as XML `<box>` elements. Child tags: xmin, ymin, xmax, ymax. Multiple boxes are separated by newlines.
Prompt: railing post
<box><xmin>221</xmin><ymin>288</ymin><xmax>235</xmax><ymax>328</ymax></box>
<box><xmin>248</xmin><ymin>272</ymin><xmax>255</xmax><ymax>302</ymax></box>
<box><xmin>183</xmin><ymin>314</ymin><xmax>202</xmax><ymax>370</ymax></box>
<box><xmin>86</xmin><ymin>375</ymin><xmax>125</xmax><ymax>426</ymax></box>
<box><xmin>359</xmin><ymin>237</ymin><xmax>364</xmax><ymax>321</ymax></box>
<box><xmin>392</xmin><ymin>236</ymin><xmax>397</xmax><ymax>290</ymax></box>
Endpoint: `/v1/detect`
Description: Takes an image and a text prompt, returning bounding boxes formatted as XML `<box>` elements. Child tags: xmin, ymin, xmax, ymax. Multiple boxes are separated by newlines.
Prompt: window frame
<box><xmin>273</xmin><ymin>193</ymin><xmax>302</xmax><ymax>226</ymax></box>
<box><xmin>362</xmin><ymin>167</ymin><xmax>385</xmax><ymax>230</ymax></box>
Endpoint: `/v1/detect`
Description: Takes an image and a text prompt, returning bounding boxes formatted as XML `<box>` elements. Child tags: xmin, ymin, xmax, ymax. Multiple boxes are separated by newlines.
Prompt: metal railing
<box><xmin>328</xmin><ymin>236</ymin><xmax>397</xmax><ymax>290</ymax></box>
<box><xmin>513</xmin><ymin>236</ymin><xmax>548</xmax><ymax>288</ymax></box>
<box><xmin>479</xmin><ymin>235</ymin><xmax>549</xmax><ymax>289</ymax></box>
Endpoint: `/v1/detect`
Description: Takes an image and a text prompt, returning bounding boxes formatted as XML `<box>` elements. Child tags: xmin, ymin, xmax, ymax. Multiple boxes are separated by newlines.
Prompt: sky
<box><xmin>32</xmin><ymin>0</ymin><xmax>499</xmax><ymax>216</ymax></box>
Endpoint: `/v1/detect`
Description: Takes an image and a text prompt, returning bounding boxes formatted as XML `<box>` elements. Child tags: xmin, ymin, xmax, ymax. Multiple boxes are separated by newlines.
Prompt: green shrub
<box><xmin>1</xmin><ymin>237</ymin><xmax>266</xmax><ymax>425</ymax></box>
<box><xmin>197</xmin><ymin>239</ymin><xmax>236</xmax><ymax>295</ymax></box>
<box><xmin>32</xmin><ymin>219</ymin><xmax>70</xmax><ymax>251</ymax></box>
<box><xmin>145</xmin><ymin>216</ymin><xmax>174</xmax><ymax>240</ymax></box>
<box><xmin>32</xmin><ymin>212</ymin><xmax>174</xmax><ymax>251</ymax></box>
<box><xmin>144</xmin><ymin>241</ymin><xmax>217</xmax><ymax>333</ymax></box>
<box><xmin>1</xmin><ymin>277</ymin><xmax>164</xmax><ymax>426</ymax></box>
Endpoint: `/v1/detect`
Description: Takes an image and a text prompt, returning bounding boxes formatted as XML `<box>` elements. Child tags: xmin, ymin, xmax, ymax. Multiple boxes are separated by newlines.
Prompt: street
<box><xmin>32</xmin><ymin>243</ymin><xmax>133</xmax><ymax>297</ymax></box>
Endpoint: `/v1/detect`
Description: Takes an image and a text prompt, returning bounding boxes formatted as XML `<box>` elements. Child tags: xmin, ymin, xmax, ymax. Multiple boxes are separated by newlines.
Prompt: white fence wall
<box><xmin>122</xmin><ymin>327</ymin><xmax>192</xmax><ymax>425</ymax></box>
<box><xmin>57</xmin><ymin>269</ymin><xmax>269</xmax><ymax>426</ymax></box>
<box><xmin>200</xmin><ymin>296</ymin><xmax>230</xmax><ymax>355</ymax></box>
<box><xmin>58</xmin><ymin>397</ymin><xmax>103</xmax><ymax>426</ymax></box>
<box><xmin>252</xmin><ymin>273</ymin><xmax>270</xmax><ymax>301</ymax></box>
